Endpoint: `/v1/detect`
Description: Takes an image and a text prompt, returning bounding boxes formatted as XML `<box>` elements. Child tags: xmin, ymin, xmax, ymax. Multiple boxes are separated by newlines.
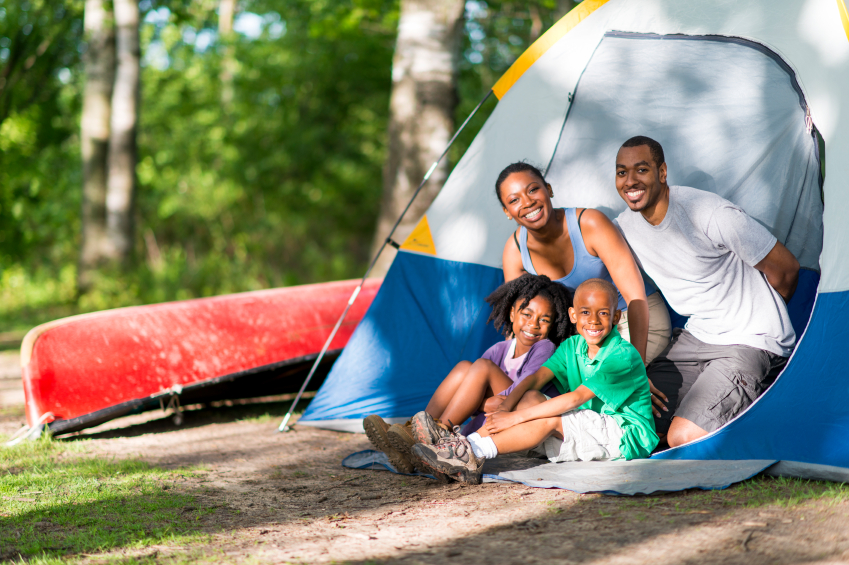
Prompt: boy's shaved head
<box><xmin>575</xmin><ymin>278</ymin><xmax>618</xmax><ymax>310</ymax></box>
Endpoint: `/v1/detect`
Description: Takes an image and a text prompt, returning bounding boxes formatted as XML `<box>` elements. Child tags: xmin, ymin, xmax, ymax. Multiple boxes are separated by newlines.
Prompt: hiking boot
<box><xmin>411</xmin><ymin>433</ymin><xmax>484</xmax><ymax>485</ymax></box>
<box><xmin>363</xmin><ymin>415</ymin><xmax>414</xmax><ymax>474</ymax></box>
<box><xmin>388</xmin><ymin>421</ymin><xmax>451</xmax><ymax>484</ymax></box>
<box><xmin>411</xmin><ymin>411</ymin><xmax>453</xmax><ymax>445</ymax></box>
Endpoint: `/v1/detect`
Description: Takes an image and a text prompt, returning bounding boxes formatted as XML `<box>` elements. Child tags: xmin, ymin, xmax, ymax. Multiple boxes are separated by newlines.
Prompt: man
<box><xmin>614</xmin><ymin>136</ymin><xmax>799</xmax><ymax>447</ymax></box>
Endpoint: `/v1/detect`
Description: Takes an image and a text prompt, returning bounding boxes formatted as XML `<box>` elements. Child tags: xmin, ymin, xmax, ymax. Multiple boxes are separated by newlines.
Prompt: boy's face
<box><xmin>569</xmin><ymin>287</ymin><xmax>621</xmax><ymax>350</ymax></box>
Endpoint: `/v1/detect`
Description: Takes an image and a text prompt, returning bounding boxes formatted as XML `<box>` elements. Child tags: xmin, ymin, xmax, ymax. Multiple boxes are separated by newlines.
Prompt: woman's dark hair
<box><xmin>485</xmin><ymin>273</ymin><xmax>574</xmax><ymax>346</ymax></box>
<box><xmin>494</xmin><ymin>162</ymin><xmax>547</xmax><ymax>207</ymax></box>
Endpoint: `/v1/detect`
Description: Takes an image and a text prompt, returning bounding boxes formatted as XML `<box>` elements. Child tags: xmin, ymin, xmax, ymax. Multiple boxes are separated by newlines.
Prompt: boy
<box><xmin>412</xmin><ymin>278</ymin><xmax>659</xmax><ymax>484</ymax></box>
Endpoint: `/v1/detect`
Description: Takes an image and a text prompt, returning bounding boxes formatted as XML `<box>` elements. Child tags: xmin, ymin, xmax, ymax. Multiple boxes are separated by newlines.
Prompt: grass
<box><xmin>0</xmin><ymin>434</ymin><xmax>214</xmax><ymax>563</ymax></box>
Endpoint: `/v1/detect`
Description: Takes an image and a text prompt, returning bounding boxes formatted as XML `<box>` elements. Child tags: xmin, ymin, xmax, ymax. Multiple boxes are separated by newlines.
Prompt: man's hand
<box><xmin>649</xmin><ymin>379</ymin><xmax>668</xmax><ymax>418</ymax></box>
<box><xmin>484</xmin><ymin>410</ymin><xmax>523</xmax><ymax>434</ymax></box>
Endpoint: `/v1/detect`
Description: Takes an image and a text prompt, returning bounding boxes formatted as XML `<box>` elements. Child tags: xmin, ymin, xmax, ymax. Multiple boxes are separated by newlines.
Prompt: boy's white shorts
<box><xmin>541</xmin><ymin>409</ymin><xmax>624</xmax><ymax>463</ymax></box>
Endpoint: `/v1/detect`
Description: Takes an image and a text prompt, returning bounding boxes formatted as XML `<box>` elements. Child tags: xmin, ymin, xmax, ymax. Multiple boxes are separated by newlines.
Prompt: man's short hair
<box><xmin>575</xmin><ymin>278</ymin><xmax>619</xmax><ymax>311</ymax></box>
<box><xmin>621</xmin><ymin>136</ymin><xmax>665</xmax><ymax>168</ymax></box>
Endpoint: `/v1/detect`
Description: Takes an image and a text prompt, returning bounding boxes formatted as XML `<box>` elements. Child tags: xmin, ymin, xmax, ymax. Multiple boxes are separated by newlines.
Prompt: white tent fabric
<box><xmin>424</xmin><ymin>0</ymin><xmax>847</xmax><ymax>288</ymax></box>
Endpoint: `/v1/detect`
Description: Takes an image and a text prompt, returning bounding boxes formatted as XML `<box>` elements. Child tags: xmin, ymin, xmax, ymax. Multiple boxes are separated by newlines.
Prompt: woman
<box><xmin>498</xmin><ymin>162</ymin><xmax>671</xmax><ymax>368</ymax></box>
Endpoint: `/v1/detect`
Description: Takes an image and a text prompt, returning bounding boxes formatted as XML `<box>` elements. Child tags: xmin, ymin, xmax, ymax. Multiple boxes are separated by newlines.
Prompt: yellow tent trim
<box><xmin>839</xmin><ymin>0</ymin><xmax>849</xmax><ymax>44</ymax></box>
<box><xmin>492</xmin><ymin>0</ymin><xmax>611</xmax><ymax>100</ymax></box>
<box><xmin>400</xmin><ymin>215</ymin><xmax>437</xmax><ymax>256</ymax></box>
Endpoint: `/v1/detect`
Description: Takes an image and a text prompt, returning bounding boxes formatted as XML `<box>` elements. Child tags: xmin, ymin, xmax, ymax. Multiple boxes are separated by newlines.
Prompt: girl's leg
<box><xmin>515</xmin><ymin>390</ymin><xmax>547</xmax><ymax>410</ymax></box>
<box><xmin>425</xmin><ymin>361</ymin><xmax>472</xmax><ymax>419</ymax></box>
<box><xmin>479</xmin><ymin>416</ymin><xmax>562</xmax><ymax>455</ymax></box>
<box><xmin>439</xmin><ymin>359</ymin><xmax>513</xmax><ymax>427</ymax></box>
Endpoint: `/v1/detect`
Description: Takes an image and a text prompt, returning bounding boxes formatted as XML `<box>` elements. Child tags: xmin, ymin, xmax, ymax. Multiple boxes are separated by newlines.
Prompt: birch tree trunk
<box><xmin>369</xmin><ymin>0</ymin><xmax>465</xmax><ymax>278</ymax></box>
<box><xmin>219</xmin><ymin>0</ymin><xmax>237</xmax><ymax>108</ymax></box>
<box><xmin>104</xmin><ymin>0</ymin><xmax>140</xmax><ymax>262</ymax></box>
<box><xmin>78</xmin><ymin>0</ymin><xmax>114</xmax><ymax>291</ymax></box>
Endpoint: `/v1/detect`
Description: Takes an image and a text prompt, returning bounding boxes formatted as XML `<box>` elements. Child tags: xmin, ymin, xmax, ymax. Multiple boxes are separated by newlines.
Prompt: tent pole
<box><xmin>278</xmin><ymin>90</ymin><xmax>494</xmax><ymax>432</ymax></box>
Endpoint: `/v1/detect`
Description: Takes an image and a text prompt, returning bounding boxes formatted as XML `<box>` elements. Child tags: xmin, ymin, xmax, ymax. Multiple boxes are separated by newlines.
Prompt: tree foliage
<box><xmin>0</xmin><ymin>0</ymin><xmax>578</xmax><ymax>331</ymax></box>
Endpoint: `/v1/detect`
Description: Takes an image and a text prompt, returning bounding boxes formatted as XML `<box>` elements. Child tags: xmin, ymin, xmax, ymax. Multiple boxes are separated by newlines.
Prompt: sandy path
<box><xmin>12</xmin><ymin>406</ymin><xmax>838</xmax><ymax>565</ymax></box>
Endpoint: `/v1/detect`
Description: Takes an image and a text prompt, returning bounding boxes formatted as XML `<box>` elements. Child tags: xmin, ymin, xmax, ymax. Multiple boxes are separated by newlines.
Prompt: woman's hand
<box><xmin>648</xmin><ymin>379</ymin><xmax>668</xmax><ymax>418</ymax></box>
<box><xmin>484</xmin><ymin>410</ymin><xmax>523</xmax><ymax>434</ymax></box>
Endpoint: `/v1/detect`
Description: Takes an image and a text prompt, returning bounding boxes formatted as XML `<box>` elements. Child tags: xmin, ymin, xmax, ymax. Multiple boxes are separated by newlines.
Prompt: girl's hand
<box><xmin>483</xmin><ymin>395</ymin><xmax>507</xmax><ymax>413</ymax></box>
<box><xmin>484</xmin><ymin>410</ymin><xmax>522</xmax><ymax>434</ymax></box>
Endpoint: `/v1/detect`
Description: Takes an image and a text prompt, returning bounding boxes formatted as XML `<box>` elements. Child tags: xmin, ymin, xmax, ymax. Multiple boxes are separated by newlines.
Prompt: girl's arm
<box><xmin>580</xmin><ymin>209</ymin><xmax>649</xmax><ymax>364</ymax></box>
<box><xmin>497</xmin><ymin>367</ymin><xmax>555</xmax><ymax>413</ymax></box>
<box><xmin>485</xmin><ymin>385</ymin><xmax>596</xmax><ymax>434</ymax></box>
<box><xmin>502</xmin><ymin>231</ymin><xmax>525</xmax><ymax>282</ymax></box>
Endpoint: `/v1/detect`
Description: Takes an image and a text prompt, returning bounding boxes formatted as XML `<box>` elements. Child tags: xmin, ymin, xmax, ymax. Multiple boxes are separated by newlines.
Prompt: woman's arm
<box><xmin>580</xmin><ymin>209</ymin><xmax>649</xmax><ymax>363</ymax></box>
<box><xmin>485</xmin><ymin>385</ymin><xmax>595</xmax><ymax>434</ymax></box>
<box><xmin>502</xmin><ymin>231</ymin><xmax>525</xmax><ymax>282</ymax></box>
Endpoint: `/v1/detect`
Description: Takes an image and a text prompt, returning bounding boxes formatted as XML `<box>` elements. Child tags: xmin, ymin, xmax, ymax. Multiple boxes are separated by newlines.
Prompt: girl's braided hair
<box><xmin>485</xmin><ymin>273</ymin><xmax>575</xmax><ymax>346</ymax></box>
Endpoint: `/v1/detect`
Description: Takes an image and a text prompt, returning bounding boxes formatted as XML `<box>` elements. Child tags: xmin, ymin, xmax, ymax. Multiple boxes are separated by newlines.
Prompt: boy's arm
<box><xmin>485</xmin><ymin>385</ymin><xmax>596</xmax><ymax>434</ymax></box>
<box><xmin>497</xmin><ymin>367</ymin><xmax>555</xmax><ymax>413</ymax></box>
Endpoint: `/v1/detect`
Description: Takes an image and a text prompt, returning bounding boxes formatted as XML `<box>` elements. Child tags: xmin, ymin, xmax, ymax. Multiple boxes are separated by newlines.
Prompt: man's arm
<box><xmin>754</xmin><ymin>241</ymin><xmax>800</xmax><ymax>302</ymax></box>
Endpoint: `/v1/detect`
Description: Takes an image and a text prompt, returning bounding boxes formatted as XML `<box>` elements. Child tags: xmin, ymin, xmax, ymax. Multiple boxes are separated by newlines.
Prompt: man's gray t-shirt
<box><xmin>616</xmin><ymin>186</ymin><xmax>795</xmax><ymax>357</ymax></box>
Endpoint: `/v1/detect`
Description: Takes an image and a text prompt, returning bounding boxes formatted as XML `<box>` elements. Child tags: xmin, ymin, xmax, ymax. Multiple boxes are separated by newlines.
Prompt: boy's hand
<box><xmin>484</xmin><ymin>410</ymin><xmax>523</xmax><ymax>434</ymax></box>
<box><xmin>649</xmin><ymin>379</ymin><xmax>668</xmax><ymax>418</ymax></box>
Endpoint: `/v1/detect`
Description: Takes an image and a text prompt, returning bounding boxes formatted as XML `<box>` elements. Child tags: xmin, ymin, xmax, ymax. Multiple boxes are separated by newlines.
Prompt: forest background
<box><xmin>0</xmin><ymin>0</ymin><xmax>573</xmax><ymax>337</ymax></box>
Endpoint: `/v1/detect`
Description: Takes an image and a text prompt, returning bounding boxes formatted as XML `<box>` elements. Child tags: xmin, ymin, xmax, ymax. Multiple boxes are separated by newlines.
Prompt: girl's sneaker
<box><xmin>388</xmin><ymin>421</ymin><xmax>451</xmax><ymax>483</ymax></box>
<box><xmin>411</xmin><ymin>432</ymin><xmax>484</xmax><ymax>485</ymax></box>
<box><xmin>410</xmin><ymin>411</ymin><xmax>453</xmax><ymax>445</ymax></box>
<box><xmin>363</xmin><ymin>415</ymin><xmax>414</xmax><ymax>474</ymax></box>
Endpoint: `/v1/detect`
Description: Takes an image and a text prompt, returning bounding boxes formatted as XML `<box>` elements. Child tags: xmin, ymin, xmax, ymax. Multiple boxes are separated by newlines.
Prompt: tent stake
<box><xmin>278</xmin><ymin>90</ymin><xmax>494</xmax><ymax>432</ymax></box>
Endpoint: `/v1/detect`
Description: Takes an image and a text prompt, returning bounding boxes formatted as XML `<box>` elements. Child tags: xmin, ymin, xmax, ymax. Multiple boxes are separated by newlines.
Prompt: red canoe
<box><xmin>20</xmin><ymin>279</ymin><xmax>381</xmax><ymax>435</ymax></box>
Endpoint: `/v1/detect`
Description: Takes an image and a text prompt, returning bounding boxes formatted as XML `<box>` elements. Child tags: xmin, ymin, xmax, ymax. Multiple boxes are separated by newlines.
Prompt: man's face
<box><xmin>615</xmin><ymin>145</ymin><xmax>667</xmax><ymax>213</ymax></box>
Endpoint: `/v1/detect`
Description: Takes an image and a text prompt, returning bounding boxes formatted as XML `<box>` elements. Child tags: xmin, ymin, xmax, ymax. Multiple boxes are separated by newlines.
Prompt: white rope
<box><xmin>5</xmin><ymin>412</ymin><xmax>54</xmax><ymax>446</ymax></box>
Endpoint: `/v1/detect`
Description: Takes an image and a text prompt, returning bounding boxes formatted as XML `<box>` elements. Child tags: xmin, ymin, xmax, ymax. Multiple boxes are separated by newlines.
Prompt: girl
<box><xmin>364</xmin><ymin>274</ymin><xmax>573</xmax><ymax>475</ymax></box>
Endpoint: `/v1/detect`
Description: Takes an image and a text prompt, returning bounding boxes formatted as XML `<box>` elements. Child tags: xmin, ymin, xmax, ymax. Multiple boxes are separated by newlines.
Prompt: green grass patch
<box><xmin>0</xmin><ymin>435</ymin><xmax>214</xmax><ymax>562</ymax></box>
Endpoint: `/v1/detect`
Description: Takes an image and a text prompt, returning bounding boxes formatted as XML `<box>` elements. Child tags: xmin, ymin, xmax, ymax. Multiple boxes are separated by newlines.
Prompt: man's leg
<box><xmin>439</xmin><ymin>359</ymin><xmax>513</xmax><ymax>427</ymax></box>
<box><xmin>646</xmin><ymin>329</ymin><xmax>703</xmax><ymax>440</ymax></box>
<box><xmin>667</xmin><ymin>343</ymin><xmax>781</xmax><ymax>448</ymax></box>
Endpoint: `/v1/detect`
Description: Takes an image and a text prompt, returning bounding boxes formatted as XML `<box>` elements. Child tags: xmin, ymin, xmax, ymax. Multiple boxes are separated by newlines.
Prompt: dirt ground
<box><xmin>4</xmin><ymin>397</ymin><xmax>849</xmax><ymax>565</ymax></box>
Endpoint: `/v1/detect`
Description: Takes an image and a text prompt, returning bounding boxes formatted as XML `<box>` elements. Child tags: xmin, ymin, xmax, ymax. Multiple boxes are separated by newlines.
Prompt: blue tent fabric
<box><xmin>653</xmin><ymin>289</ymin><xmax>849</xmax><ymax>466</ymax></box>
<box><xmin>300</xmin><ymin>252</ymin><xmax>503</xmax><ymax>425</ymax></box>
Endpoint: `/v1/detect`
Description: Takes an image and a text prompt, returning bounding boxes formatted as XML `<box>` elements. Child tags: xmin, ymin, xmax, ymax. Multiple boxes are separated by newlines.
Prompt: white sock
<box><xmin>467</xmin><ymin>433</ymin><xmax>498</xmax><ymax>459</ymax></box>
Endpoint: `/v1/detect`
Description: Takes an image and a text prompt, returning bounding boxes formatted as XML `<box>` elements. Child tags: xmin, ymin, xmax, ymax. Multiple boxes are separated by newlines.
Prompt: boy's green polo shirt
<box><xmin>542</xmin><ymin>331</ymin><xmax>658</xmax><ymax>460</ymax></box>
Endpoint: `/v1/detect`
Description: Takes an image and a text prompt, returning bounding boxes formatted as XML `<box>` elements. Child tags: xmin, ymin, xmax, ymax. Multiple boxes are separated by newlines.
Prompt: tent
<box><xmin>300</xmin><ymin>0</ymin><xmax>849</xmax><ymax>482</ymax></box>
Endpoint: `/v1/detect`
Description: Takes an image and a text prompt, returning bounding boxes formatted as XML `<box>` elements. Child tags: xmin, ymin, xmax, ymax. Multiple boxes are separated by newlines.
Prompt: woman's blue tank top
<box><xmin>518</xmin><ymin>208</ymin><xmax>632</xmax><ymax>311</ymax></box>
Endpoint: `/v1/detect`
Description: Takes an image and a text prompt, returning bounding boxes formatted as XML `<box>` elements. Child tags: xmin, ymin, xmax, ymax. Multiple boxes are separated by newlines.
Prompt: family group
<box><xmin>364</xmin><ymin>135</ymin><xmax>800</xmax><ymax>485</ymax></box>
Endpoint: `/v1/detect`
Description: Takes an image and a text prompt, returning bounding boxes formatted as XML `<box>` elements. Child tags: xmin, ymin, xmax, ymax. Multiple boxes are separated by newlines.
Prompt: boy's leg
<box><xmin>425</xmin><ymin>361</ymin><xmax>472</xmax><ymax>419</ymax></box>
<box><xmin>475</xmin><ymin>415</ymin><xmax>562</xmax><ymax>455</ymax></box>
<box><xmin>439</xmin><ymin>359</ymin><xmax>513</xmax><ymax>427</ymax></box>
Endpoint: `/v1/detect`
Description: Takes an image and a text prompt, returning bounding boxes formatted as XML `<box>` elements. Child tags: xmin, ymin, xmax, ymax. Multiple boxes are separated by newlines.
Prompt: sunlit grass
<box><xmin>0</xmin><ymin>434</ymin><xmax>214</xmax><ymax>562</ymax></box>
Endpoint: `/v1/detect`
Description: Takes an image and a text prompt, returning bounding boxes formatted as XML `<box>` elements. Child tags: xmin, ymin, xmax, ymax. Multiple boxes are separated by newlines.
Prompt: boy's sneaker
<box><xmin>363</xmin><ymin>415</ymin><xmax>414</xmax><ymax>474</ymax></box>
<box><xmin>411</xmin><ymin>433</ymin><xmax>484</xmax><ymax>485</ymax></box>
<box><xmin>388</xmin><ymin>421</ymin><xmax>452</xmax><ymax>484</ymax></box>
<box><xmin>411</xmin><ymin>411</ymin><xmax>453</xmax><ymax>445</ymax></box>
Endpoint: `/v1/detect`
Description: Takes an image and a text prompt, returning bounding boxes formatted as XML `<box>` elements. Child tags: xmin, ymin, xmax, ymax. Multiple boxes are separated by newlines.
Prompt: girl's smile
<box><xmin>510</xmin><ymin>296</ymin><xmax>553</xmax><ymax>357</ymax></box>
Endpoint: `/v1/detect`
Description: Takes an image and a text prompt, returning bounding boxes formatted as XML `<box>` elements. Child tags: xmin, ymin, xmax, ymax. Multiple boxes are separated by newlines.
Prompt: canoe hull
<box><xmin>20</xmin><ymin>279</ymin><xmax>380</xmax><ymax>435</ymax></box>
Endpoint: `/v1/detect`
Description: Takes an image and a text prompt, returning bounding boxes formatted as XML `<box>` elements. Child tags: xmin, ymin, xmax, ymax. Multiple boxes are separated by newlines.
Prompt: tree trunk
<box><xmin>369</xmin><ymin>0</ymin><xmax>465</xmax><ymax>278</ymax></box>
<box><xmin>78</xmin><ymin>0</ymin><xmax>115</xmax><ymax>291</ymax></box>
<box><xmin>219</xmin><ymin>0</ymin><xmax>237</xmax><ymax>108</ymax></box>
<box><xmin>104</xmin><ymin>0</ymin><xmax>140</xmax><ymax>262</ymax></box>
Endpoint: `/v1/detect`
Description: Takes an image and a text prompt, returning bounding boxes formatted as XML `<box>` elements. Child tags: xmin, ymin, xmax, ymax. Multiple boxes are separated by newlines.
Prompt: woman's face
<box><xmin>499</xmin><ymin>171</ymin><xmax>554</xmax><ymax>229</ymax></box>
